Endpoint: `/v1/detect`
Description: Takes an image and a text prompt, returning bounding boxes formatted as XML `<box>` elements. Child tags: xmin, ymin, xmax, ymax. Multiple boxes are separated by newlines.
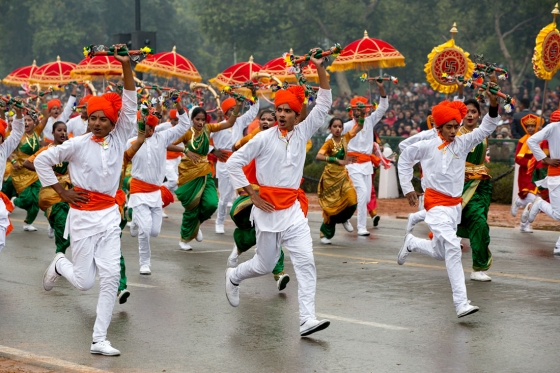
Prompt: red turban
<box><xmin>221</xmin><ymin>98</ymin><xmax>236</xmax><ymax>114</ymax></box>
<box><xmin>169</xmin><ymin>109</ymin><xmax>178</xmax><ymax>119</ymax></box>
<box><xmin>275</xmin><ymin>86</ymin><xmax>305</xmax><ymax>113</ymax></box>
<box><xmin>87</xmin><ymin>93</ymin><xmax>122</xmax><ymax>124</ymax></box>
<box><xmin>136</xmin><ymin>112</ymin><xmax>159</xmax><ymax>127</ymax></box>
<box><xmin>550</xmin><ymin>109</ymin><xmax>560</xmax><ymax>123</ymax></box>
<box><xmin>79</xmin><ymin>95</ymin><xmax>93</xmax><ymax>107</ymax></box>
<box><xmin>0</xmin><ymin>119</ymin><xmax>6</xmax><ymax>139</ymax></box>
<box><xmin>47</xmin><ymin>99</ymin><xmax>62</xmax><ymax>112</ymax></box>
<box><xmin>431</xmin><ymin>101</ymin><xmax>467</xmax><ymax>127</ymax></box>
<box><xmin>350</xmin><ymin>96</ymin><xmax>368</xmax><ymax>106</ymax></box>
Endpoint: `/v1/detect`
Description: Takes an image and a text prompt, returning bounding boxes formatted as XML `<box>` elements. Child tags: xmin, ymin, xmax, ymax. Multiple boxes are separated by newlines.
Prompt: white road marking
<box><xmin>0</xmin><ymin>345</ymin><xmax>111</xmax><ymax>373</ymax></box>
<box><xmin>127</xmin><ymin>282</ymin><xmax>157</xmax><ymax>288</ymax></box>
<box><xmin>316</xmin><ymin>313</ymin><xmax>408</xmax><ymax>331</ymax></box>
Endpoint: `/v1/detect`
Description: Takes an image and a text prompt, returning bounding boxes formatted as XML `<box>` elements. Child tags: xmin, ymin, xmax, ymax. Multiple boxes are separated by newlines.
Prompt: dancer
<box><xmin>0</xmin><ymin>105</ymin><xmax>25</xmax><ymax>251</ymax></box>
<box><xmin>66</xmin><ymin>95</ymin><xmax>91</xmax><ymax>138</ymax></box>
<box><xmin>522</xmin><ymin>110</ymin><xmax>560</xmax><ymax>255</ymax></box>
<box><xmin>340</xmin><ymin>82</ymin><xmax>388</xmax><ymax>236</ymax></box>
<box><xmin>128</xmin><ymin>100</ymin><xmax>190</xmax><ymax>275</ymax></box>
<box><xmin>172</xmin><ymin>100</ymin><xmax>242</xmax><ymax>250</ymax></box>
<box><xmin>227</xmin><ymin>109</ymin><xmax>290</xmax><ymax>291</ymax></box>
<box><xmin>38</xmin><ymin>46</ymin><xmax>136</xmax><ymax>356</ymax></box>
<box><xmin>397</xmin><ymin>87</ymin><xmax>500</xmax><ymax>317</ymax></box>
<box><xmin>213</xmin><ymin>96</ymin><xmax>259</xmax><ymax>234</ymax></box>
<box><xmin>511</xmin><ymin>114</ymin><xmax>544</xmax><ymax>232</ymax></box>
<box><xmin>225</xmin><ymin>51</ymin><xmax>331</xmax><ymax>336</ymax></box>
<box><xmin>41</xmin><ymin>85</ymin><xmax>77</xmax><ymax>143</ymax></box>
<box><xmin>316</xmin><ymin>116</ymin><xmax>361</xmax><ymax>244</ymax></box>
<box><xmin>11</xmin><ymin>113</ymin><xmax>46</xmax><ymax>231</ymax></box>
<box><xmin>157</xmin><ymin>109</ymin><xmax>182</xmax><ymax>194</ymax></box>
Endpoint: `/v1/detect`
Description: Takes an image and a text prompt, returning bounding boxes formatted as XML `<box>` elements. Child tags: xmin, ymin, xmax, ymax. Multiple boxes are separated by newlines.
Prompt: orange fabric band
<box><xmin>347</xmin><ymin>152</ymin><xmax>372</xmax><ymax>164</ymax></box>
<box><xmin>166</xmin><ymin>151</ymin><xmax>183</xmax><ymax>159</ymax></box>
<box><xmin>130</xmin><ymin>178</ymin><xmax>160</xmax><ymax>194</ymax></box>
<box><xmin>243</xmin><ymin>160</ymin><xmax>258</xmax><ymax>186</ymax></box>
<box><xmin>423</xmin><ymin>188</ymin><xmax>462</xmax><ymax>211</ymax></box>
<box><xmin>71</xmin><ymin>186</ymin><xmax>117</xmax><ymax>211</ymax></box>
<box><xmin>0</xmin><ymin>192</ymin><xmax>14</xmax><ymax>236</ymax></box>
<box><xmin>160</xmin><ymin>185</ymin><xmax>174</xmax><ymax>208</ymax></box>
<box><xmin>259</xmin><ymin>185</ymin><xmax>308</xmax><ymax>216</ymax></box>
<box><xmin>549</xmin><ymin>165</ymin><xmax>560</xmax><ymax>177</ymax></box>
<box><xmin>217</xmin><ymin>150</ymin><xmax>233</xmax><ymax>163</ymax></box>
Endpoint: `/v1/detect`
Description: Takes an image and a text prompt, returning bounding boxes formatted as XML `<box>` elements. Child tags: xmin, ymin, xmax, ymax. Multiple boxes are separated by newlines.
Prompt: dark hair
<box><xmin>520</xmin><ymin>98</ymin><xmax>531</xmax><ymax>109</ymax></box>
<box><xmin>52</xmin><ymin>121</ymin><xmax>66</xmax><ymax>134</ymax></box>
<box><xmin>328</xmin><ymin>117</ymin><xmax>344</xmax><ymax>128</ymax></box>
<box><xmin>258</xmin><ymin>109</ymin><xmax>274</xmax><ymax>119</ymax></box>
<box><xmin>464</xmin><ymin>99</ymin><xmax>481</xmax><ymax>115</ymax></box>
<box><xmin>191</xmin><ymin>107</ymin><xmax>207</xmax><ymax>121</ymax></box>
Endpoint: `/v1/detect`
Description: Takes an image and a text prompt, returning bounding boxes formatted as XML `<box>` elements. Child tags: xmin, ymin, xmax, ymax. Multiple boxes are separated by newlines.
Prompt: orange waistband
<box><xmin>243</xmin><ymin>160</ymin><xmax>258</xmax><ymax>186</ymax></box>
<box><xmin>166</xmin><ymin>151</ymin><xmax>183</xmax><ymax>159</ymax></box>
<box><xmin>217</xmin><ymin>150</ymin><xmax>233</xmax><ymax>163</ymax></box>
<box><xmin>424</xmin><ymin>188</ymin><xmax>462</xmax><ymax>211</ymax></box>
<box><xmin>130</xmin><ymin>178</ymin><xmax>160</xmax><ymax>194</ymax></box>
<box><xmin>259</xmin><ymin>185</ymin><xmax>308</xmax><ymax>216</ymax></box>
<box><xmin>549</xmin><ymin>165</ymin><xmax>560</xmax><ymax>177</ymax></box>
<box><xmin>347</xmin><ymin>152</ymin><xmax>372</xmax><ymax>164</ymax></box>
<box><xmin>0</xmin><ymin>192</ymin><xmax>14</xmax><ymax>236</ymax></box>
<box><xmin>71</xmin><ymin>186</ymin><xmax>118</xmax><ymax>211</ymax></box>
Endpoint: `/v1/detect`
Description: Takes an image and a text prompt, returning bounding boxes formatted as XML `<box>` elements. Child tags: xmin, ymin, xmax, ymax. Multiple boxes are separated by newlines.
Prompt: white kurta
<box><xmin>66</xmin><ymin>115</ymin><xmax>88</xmax><ymax>137</ymax></box>
<box><xmin>43</xmin><ymin>96</ymin><xmax>76</xmax><ymax>141</ymax></box>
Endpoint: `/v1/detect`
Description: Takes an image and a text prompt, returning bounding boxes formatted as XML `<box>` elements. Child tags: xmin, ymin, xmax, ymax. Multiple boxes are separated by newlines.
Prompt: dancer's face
<box><xmin>146</xmin><ymin>126</ymin><xmax>155</xmax><ymax>138</ymax></box>
<box><xmin>259</xmin><ymin>112</ymin><xmax>275</xmax><ymax>131</ymax></box>
<box><xmin>276</xmin><ymin>104</ymin><xmax>298</xmax><ymax>131</ymax></box>
<box><xmin>329</xmin><ymin>120</ymin><xmax>343</xmax><ymax>138</ymax></box>
<box><xmin>24</xmin><ymin>115</ymin><xmax>35</xmax><ymax>134</ymax></box>
<box><xmin>463</xmin><ymin>104</ymin><xmax>480</xmax><ymax>128</ymax></box>
<box><xmin>88</xmin><ymin>110</ymin><xmax>115</xmax><ymax>138</ymax></box>
<box><xmin>439</xmin><ymin>120</ymin><xmax>460</xmax><ymax>142</ymax></box>
<box><xmin>53</xmin><ymin>123</ymin><xmax>67</xmax><ymax>145</ymax></box>
<box><xmin>192</xmin><ymin>112</ymin><xmax>206</xmax><ymax>131</ymax></box>
<box><xmin>526</xmin><ymin>124</ymin><xmax>536</xmax><ymax>135</ymax></box>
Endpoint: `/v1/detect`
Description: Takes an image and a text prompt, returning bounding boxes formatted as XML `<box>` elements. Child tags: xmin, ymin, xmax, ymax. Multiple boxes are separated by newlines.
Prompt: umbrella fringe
<box><xmin>327</xmin><ymin>58</ymin><xmax>406</xmax><ymax>72</ymax></box>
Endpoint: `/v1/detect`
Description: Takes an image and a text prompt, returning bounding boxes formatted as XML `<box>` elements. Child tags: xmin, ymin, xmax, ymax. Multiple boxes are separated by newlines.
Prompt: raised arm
<box><xmin>398</xmin><ymin>128</ymin><xmax>437</xmax><ymax>152</ymax></box>
<box><xmin>216</xmin><ymin>99</ymin><xmax>243</xmax><ymax>131</ymax></box>
<box><xmin>527</xmin><ymin>123</ymin><xmax>556</xmax><ymax>162</ymax></box>
<box><xmin>60</xmin><ymin>85</ymin><xmax>78</xmax><ymax>123</ymax></box>
<box><xmin>461</xmin><ymin>87</ymin><xmax>499</xmax><ymax>151</ymax></box>
<box><xmin>2</xmin><ymin>107</ymin><xmax>24</xmax><ymax>156</ymax></box>
<box><xmin>161</xmin><ymin>101</ymin><xmax>191</xmax><ymax>146</ymax></box>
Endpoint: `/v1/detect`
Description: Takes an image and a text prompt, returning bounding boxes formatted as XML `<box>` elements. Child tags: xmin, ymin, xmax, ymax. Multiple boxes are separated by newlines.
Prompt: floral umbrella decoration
<box><xmin>135</xmin><ymin>46</ymin><xmax>202</xmax><ymax>83</ymax></box>
<box><xmin>209</xmin><ymin>56</ymin><xmax>263</xmax><ymax>95</ymax></box>
<box><xmin>29</xmin><ymin>56</ymin><xmax>77</xmax><ymax>89</ymax></box>
<box><xmin>3</xmin><ymin>61</ymin><xmax>39</xmax><ymax>87</ymax></box>
<box><xmin>72</xmin><ymin>55</ymin><xmax>123</xmax><ymax>80</ymax></box>
<box><xmin>533</xmin><ymin>4</ymin><xmax>560</xmax><ymax>81</ymax></box>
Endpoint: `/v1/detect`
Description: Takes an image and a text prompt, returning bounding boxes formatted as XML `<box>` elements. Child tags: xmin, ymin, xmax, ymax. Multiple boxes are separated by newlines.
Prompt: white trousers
<box><xmin>407</xmin><ymin>205</ymin><xmax>468</xmax><ymax>311</ymax></box>
<box><xmin>348</xmin><ymin>172</ymin><xmax>372</xmax><ymax>230</ymax></box>
<box><xmin>216</xmin><ymin>170</ymin><xmax>235</xmax><ymax>226</ymax></box>
<box><xmin>538</xmin><ymin>186</ymin><xmax>560</xmax><ymax>248</ymax></box>
<box><xmin>0</xmin><ymin>200</ymin><xmax>9</xmax><ymax>252</ymax></box>
<box><xmin>132</xmin><ymin>203</ymin><xmax>163</xmax><ymax>267</ymax></box>
<box><xmin>516</xmin><ymin>192</ymin><xmax>536</xmax><ymax>208</ymax></box>
<box><xmin>230</xmin><ymin>220</ymin><xmax>316</xmax><ymax>324</ymax></box>
<box><xmin>55</xmin><ymin>226</ymin><xmax>121</xmax><ymax>342</ymax></box>
<box><xmin>164</xmin><ymin>157</ymin><xmax>181</xmax><ymax>193</ymax></box>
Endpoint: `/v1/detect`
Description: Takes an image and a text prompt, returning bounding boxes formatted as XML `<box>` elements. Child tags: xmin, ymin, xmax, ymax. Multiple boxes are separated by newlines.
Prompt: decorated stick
<box><xmin>288</xmin><ymin>43</ymin><xmax>343</xmax><ymax>65</ymax></box>
<box><xmin>27</xmin><ymin>87</ymin><xmax>54</xmax><ymax>99</ymax></box>
<box><xmin>221</xmin><ymin>86</ymin><xmax>257</xmax><ymax>105</ymax></box>
<box><xmin>345</xmin><ymin>102</ymin><xmax>378</xmax><ymax>112</ymax></box>
<box><xmin>251</xmin><ymin>72</ymin><xmax>283</xmax><ymax>86</ymax></box>
<box><xmin>459</xmin><ymin>76</ymin><xmax>516</xmax><ymax>113</ymax></box>
<box><xmin>190</xmin><ymin>82</ymin><xmax>221</xmax><ymax>109</ymax></box>
<box><xmin>359</xmin><ymin>73</ymin><xmax>399</xmax><ymax>84</ymax></box>
<box><xmin>83</xmin><ymin>45</ymin><xmax>154</xmax><ymax>62</ymax></box>
<box><xmin>1</xmin><ymin>96</ymin><xmax>39</xmax><ymax>118</ymax></box>
<box><xmin>474</xmin><ymin>63</ymin><xmax>508</xmax><ymax>80</ymax></box>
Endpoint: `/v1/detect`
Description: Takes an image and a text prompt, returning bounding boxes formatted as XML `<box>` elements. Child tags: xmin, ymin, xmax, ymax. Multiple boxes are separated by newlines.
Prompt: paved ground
<box><xmin>1</xmin><ymin>203</ymin><xmax>560</xmax><ymax>373</ymax></box>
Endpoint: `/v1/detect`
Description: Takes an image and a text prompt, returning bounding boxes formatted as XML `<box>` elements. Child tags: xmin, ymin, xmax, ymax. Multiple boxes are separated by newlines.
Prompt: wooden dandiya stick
<box><xmin>359</xmin><ymin>73</ymin><xmax>399</xmax><ymax>84</ymax></box>
<box><xmin>83</xmin><ymin>45</ymin><xmax>154</xmax><ymax>62</ymax></box>
<box><xmin>291</xmin><ymin>43</ymin><xmax>343</xmax><ymax>65</ymax></box>
<box><xmin>221</xmin><ymin>86</ymin><xmax>257</xmax><ymax>105</ymax></box>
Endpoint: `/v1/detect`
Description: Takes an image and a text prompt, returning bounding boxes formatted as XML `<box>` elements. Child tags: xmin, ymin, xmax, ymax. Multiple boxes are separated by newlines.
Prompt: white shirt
<box><xmin>127</xmin><ymin>111</ymin><xmax>191</xmax><ymax>208</ymax></box>
<box><xmin>43</xmin><ymin>96</ymin><xmax>76</xmax><ymax>141</ymax></box>
<box><xmin>340</xmin><ymin>96</ymin><xmax>389</xmax><ymax>175</ymax></box>
<box><xmin>398</xmin><ymin>113</ymin><xmax>500</xmax><ymax>198</ymax></box>
<box><xmin>527</xmin><ymin>121</ymin><xmax>560</xmax><ymax>191</ymax></box>
<box><xmin>398</xmin><ymin>128</ymin><xmax>437</xmax><ymax>152</ymax></box>
<box><xmin>34</xmin><ymin>89</ymin><xmax>137</xmax><ymax>240</ymax></box>
<box><xmin>155</xmin><ymin>121</ymin><xmax>172</xmax><ymax>133</ymax></box>
<box><xmin>226</xmin><ymin>88</ymin><xmax>332</xmax><ymax>232</ymax></box>
<box><xmin>66</xmin><ymin>115</ymin><xmax>88</xmax><ymax>137</ymax></box>
<box><xmin>0</xmin><ymin>118</ymin><xmax>25</xmax><ymax>190</ymax></box>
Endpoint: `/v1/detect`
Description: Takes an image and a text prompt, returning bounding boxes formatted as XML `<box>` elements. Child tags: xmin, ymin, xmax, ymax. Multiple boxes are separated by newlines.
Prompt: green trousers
<box><xmin>320</xmin><ymin>204</ymin><xmax>357</xmax><ymax>239</ymax></box>
<box><xmin>230</xmin><ymin>195</ymin><xmax>284</xmax><ymax>276</ymax></box>
<box><xmin>176</xmin><ymin>174</ymin><xmax>218</xmax><ymax>241</ymax></box>
<box><xmin>2</xmin><ymin>177</ymin><xmax>17</xmax><ymax>199</ymax></box>
<box><xmin>457</xmin><ymin>179</ymin><xmax>493</xmax><ymax>271</ymax></box>
<box><xmin>14</xmin><ymin>180</ymin><xmax>41</xmax><ymax>224</ymax></box>
<box><xmin>48</xmin><ymin>202</ymin><xmax>70</xmax><ymax>254</ymax></box>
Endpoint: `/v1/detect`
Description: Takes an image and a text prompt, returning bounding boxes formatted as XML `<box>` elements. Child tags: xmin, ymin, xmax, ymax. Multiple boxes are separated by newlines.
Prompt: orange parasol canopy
<box><xmin>135</xmin><ymin>46</ymin><xmax>202</xmax><ymax>82</ymax></box>
<box><xmin>328</xmin><ymin>30</ymin><xmax>406</xmax><ymax>72</ymax></box>
<box><xmin>209</xmin><ymin>56</ymin><xmax>262</xmax><ymax>91</ymax></box>
<box><xmin>3</xmin><ymin>60</ymin><xmax>39</xmax><ymax>87</ymax></box>
<box><xmin>72</xmin><ymin>55</ymin><xmax>123</xmax><ymax>80</ymax></box>
<box><xmin>29</xmin><ymin>56</ymin><xmax>76</xmax><ymax>87</ymax></box>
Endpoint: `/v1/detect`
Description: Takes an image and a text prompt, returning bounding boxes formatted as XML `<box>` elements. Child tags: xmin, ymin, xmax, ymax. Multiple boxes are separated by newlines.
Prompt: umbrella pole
<box><xmin>103</xmin><ymin>77</ymin><xmax>106</xmax><ymax>93</ymax></box>
<box><xmin>540</xmin><ymin>80</ymin><xmax>548</xmax><ymax>125</ymax></box>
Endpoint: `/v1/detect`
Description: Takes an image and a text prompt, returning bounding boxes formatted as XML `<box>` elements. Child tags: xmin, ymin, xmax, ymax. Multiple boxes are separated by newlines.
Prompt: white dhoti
<box><xmin>164</xmin><ymin>157</ymin><xmax>181</xmax><ymax>193</ymax></box>
<box><xmin>348</xmin><ymin>171</ymin><xmax>372</xmax><ymax>230</ymax></box>
<box><xmin>230</xmin><ymin>219</ymin><xmax>316</xmax><ymax>324</ymax></box>
<box><xmin>407</xmin><ymin>205</ymin><xmax>468</xmax><ymax>311</ymax></box>
<box><xmin>216</xmin><ymin>161</ymin><xmax>235</xmax><ymax>226</ymax></box>
<box><xmin>129</xmin><ymin>191</ymin><xmax>163</xmax><ymax>267</ymax></box>
<box><xmin>0</xmin><ymin>199</ymin><xmax>9</xmax><ymax>252</ymax></box>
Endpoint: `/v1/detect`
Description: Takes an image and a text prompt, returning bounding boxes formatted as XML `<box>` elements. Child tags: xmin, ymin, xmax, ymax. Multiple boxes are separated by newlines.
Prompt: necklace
<box><xmin>24</xmin><ymin>133</ymin><xmax>37</xmax><ymax>150</ymax></box>
<box><xmin>189</xmin><ymin>126</ymin><xmax>206</xmax><ymax>152</ymax></box>
<box><xmin>331</xmin><ymin>137</ymin><xmax>344</xmax><ymax>154</ymax></box>
<box><xmin>278</xmin><ymin>128</ymin><xmax>294</xmax><ymax>147</ymax></box>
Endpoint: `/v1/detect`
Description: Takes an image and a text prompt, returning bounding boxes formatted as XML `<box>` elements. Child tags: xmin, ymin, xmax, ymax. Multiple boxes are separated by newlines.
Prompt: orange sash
<box><xmin>217</xmin><ymin>150</ymin><xmax>233</xmax><ymax>162</ymax></box>
<box><xmin>0</xmin><ymin>192</ymin><xmax>14</xmax><ymax>236</ymax></box>
<box><xmin>549</xmin><ymin>165</ymin><xmax>560</xmax><ymax>177</ymax></box>
<box><xmin>161</xmin><ymin>186</ymin><xmax>174</xmax><ymax>208</ymax></box>
<box><xmin>347</xmin><ymin>152</ymin><xmax>372</xmax><ymax>164</ymax></box>
<box><xmin>166</xmin><ymin>151</ymin><xmax>183</xmax><ymax>160</ymax></box>
<box><xmin>71</xmin><ymin>187</ymin><xmax>118</xmax><ymax>211</ymax></box>
<box><xmin>259</xmin><ymin>185</ymin><xmax>308</xmax><ymax>216</ymax></box>
<box><xmin>424</xmin><ymin>188</ymin><xmax>462</xmax><ymax>211</ymax></box>
<box><xmin>130</xmin><ymin>178</ymin><xmax>160</xmax><ymax>194</ymax></box>
<box><xmin>242</xmin><ymin>160</ymin><xmax>258</xmax><ymax>186</ymax></box>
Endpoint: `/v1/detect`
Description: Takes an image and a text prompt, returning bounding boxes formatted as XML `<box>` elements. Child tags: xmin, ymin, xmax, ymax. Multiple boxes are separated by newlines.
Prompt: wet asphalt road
<box><xmin>1</xmin><ymin>203</ymin><xmax>560</xmax><ymax>373</ymax></box>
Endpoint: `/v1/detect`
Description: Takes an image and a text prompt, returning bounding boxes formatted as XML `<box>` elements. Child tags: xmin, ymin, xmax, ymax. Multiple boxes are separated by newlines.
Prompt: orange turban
<box><xmin>431</xmin><ymin>101</ymin><xmax>467</xmax><ymax>127</ymax></box>
<box><xmin>0</xmin><ymin>119</ymin><xmax>6</xmax><ymax>139</ymax></box>
<box><xmin>221</xmin><ymin>98</ymin><xmax>236</xmax><ymax>114</ymax></box>
<box><xmin>275</xmin><ymin>86</ymin><xmax>305</xmax><ymax>113</ymax></box>
<box><xmin>79</xmin><ymin>95</ymin><xmax>92</xmax><ymax>107</ymax></box>
<box><xmin>136</xmin><ymin>112</ymin><xmax>159</xmax><ymax>127</ymax></box>
<box><xmin>550</xmin><ymin>110</ymin><xmax>560</xmax><ymax>123</ymax></box>
<box><xmin>350</xmin><ymin>96</ymin><xmax>368</xmax><ymax>106</ymax></box>
<box><xmin>47</xmin><ymin>99</ymin><xmax>62</xmax><ymax>112</ymax></box>
<box><xmin>87</xmin><ymin>93</ymin><xmax>122</xmax><ymax>124</ymax></box>
<box><xmin>169</xmin><ymin>109</ymin><xmax>178</xmax><ymax>119</ymax></box>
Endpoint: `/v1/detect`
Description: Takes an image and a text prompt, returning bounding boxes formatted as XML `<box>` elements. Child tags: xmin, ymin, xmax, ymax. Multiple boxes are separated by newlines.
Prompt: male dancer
<box><xmin>37</xmin><ymin>46</ymin><xmax>136</xmax><ymax>356</ymax></box>
<box><xmin>212</xmin><ymin>96</ymin><xmax>259</xmax><ymax>234</ymax></box>
<box><xmin>66</xmin><ymin>95</ymin><xmax>91</xmax><ymax>137</ymax></box>
<box><xmin>225</xmin><ymin>51</ymin><xmax>331</xmax><ymax>336</ymax></box>
<box><xmin>41</xmin><ymin>85</ymin><xmax>77</xmax><ymax>143</ymax></box>
<box><xmin>397</xmin><ymin>87</ymin><xmax>500</xmax><ymax>317</ymax></box>
<box><xmin>522</xmin><ymin>110</ymin><xmax>560</xmax><ymax>255</ymax></box>
<box><xmin>128</xmin><ymin>100</ymin><xmax>190</xmax><ymax>275</ymax></box>
<box><xmin>158</xmin><ymin>109</ymin><xmax>183</xmax><ymax>194</ymax></box>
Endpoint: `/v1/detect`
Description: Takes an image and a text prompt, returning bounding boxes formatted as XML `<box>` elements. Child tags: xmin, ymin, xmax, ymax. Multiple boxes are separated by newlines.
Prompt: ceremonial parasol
<box><xmin>29</xmin><ymin>56</ymin><xmax>76</xmax><ymax>88</ymax></box>
<box><xmin>3</xmin><ymin>60</ymin><xmax>39</xmax><ymax>86</ymax></box>
<box><xmin>424</xmin><ymin>23</ymin><xmax>474</xmax><ymax>94</ymax></box>
<box><xmin>72</xmin><ymin>55</ymin><xmax>123</xmax><ymax>79</ymax></box>
<box><xmin>135</xmin><ymin>46</ymin><xmax>202</xmax><ymax>82</ymax></box>
<box><xmin>262</xmin><ymin>49</ymin><xmax>327</xmax><ymax>84</ymax></box>
<box><xmin>209</xmin><ymin>56</ymin><xmax>262</xmax><ymax>94</ymax></box>
<box><xmin>328</xmin><ymin>30</ymin><xmax>405</xmax><ymax>72</ymax></box>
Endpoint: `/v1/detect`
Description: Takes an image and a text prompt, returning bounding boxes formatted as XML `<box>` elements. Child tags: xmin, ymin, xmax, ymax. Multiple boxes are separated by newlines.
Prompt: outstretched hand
<box><xmin>113</xmin><ymin>44</ymin><xmax>130</xmax><ymax>64</ymax></box>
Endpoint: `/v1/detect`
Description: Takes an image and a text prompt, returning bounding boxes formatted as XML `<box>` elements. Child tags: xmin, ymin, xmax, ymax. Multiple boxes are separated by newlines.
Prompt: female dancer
<box><xmin>316</xmin><ymin>116</ymin><xmax>362</xmax><ymax>244</ymax></box>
